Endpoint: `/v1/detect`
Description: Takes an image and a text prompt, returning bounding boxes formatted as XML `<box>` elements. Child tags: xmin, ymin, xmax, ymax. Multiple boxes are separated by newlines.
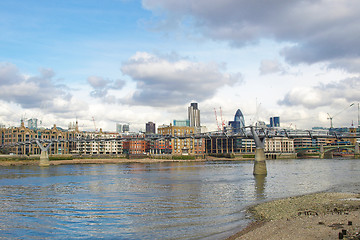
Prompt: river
<box><xmin>0</xmin><ymin>159</ymin><xmax>359</xmax><ymax>239</ymax></box>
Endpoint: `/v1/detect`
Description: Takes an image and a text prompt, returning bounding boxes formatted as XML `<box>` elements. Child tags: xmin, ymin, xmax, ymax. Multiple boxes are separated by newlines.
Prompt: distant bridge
<box><xmin>296</xmin><ymin>144</ymin><xmax>357</xmax><ymax>154</ymax></box>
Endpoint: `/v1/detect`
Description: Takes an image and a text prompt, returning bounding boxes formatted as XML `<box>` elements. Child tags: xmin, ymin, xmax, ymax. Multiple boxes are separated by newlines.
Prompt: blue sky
<box><xmin>1</xmin><ymin>0</ymin><xmax>359</xmax><ymax>132</ymax></box>
<box><xmin>0</xmin><ymin>1</ymin><xmax>150</xmax><ymax>78</ymax></box>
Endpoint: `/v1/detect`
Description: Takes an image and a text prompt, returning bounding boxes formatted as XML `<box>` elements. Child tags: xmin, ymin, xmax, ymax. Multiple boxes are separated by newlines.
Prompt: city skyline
<box><xmin>0</xmin><ymin>1</ymin><xmax>360</xmax><ymax>132</ymax></box>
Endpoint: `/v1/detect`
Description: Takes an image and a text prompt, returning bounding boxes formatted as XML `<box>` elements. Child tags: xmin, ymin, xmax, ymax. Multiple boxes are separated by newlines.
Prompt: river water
<box><xmin>0</xmin><ymin>159</ymin><xmax>360</xmax><ymax>239</ymax></box>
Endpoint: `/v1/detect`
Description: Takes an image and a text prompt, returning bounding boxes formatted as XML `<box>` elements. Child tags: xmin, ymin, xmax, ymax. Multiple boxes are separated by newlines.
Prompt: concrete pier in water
<box><xmin>319</xmin><ymin>144</ymin><xmax>325</xmax><ymax>159</ymax></box>
<box><xmin>355</xmin><ymin>142</ymin><xmax>360</xmax><ymax>158</ymax></box>
<box><xmin>36</xmin><ymin>140</ymin><xmax>52</xmax><ymax>167</ymax></box>
<box><xmin>251</xmin><ymin>127</ymin><xmax>267</xmax><ymax>175</ymax></box>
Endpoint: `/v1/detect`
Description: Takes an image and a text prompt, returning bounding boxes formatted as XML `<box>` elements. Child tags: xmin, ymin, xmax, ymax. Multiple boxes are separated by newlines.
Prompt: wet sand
<box><xmin>230</xmin><ymin>192</ymin><xmax>360</xmax><ymax>240</ymax></box>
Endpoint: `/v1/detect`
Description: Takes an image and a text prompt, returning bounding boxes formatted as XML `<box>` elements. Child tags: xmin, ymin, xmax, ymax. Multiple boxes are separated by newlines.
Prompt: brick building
<box><xmin>157</xmin><ymin>124</ymin><xmax>205</xmax><ymax>155</ymax></box>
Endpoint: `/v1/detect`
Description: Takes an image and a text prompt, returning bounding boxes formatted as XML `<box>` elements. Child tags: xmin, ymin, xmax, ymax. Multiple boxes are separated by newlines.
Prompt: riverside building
<box><xmin>145</xmin><ymin>122</ymin><xmax>156</xmax><ymax>134</ymax></box>
<box><xmin>0</xmin><ymin>121</ymin><xmax>71</xmax><ymax>155</ymax></box>
<box><xmin>157</xmin><ymin>124</ymin><xmax>205</xmax><ymax>155</ymax></box>
<box><xmin>206</xmin><ymin>136</ymin><xmax>294</xmax><ymax>155</ymax></box>
<box><xmin>74</xmin><ymin>130</ymin><xmax>123</xmax><ymax>155</ymax></box>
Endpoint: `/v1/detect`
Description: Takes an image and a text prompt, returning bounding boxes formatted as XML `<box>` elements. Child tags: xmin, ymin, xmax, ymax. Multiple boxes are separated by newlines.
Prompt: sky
<box><xmin>0</xmin><ymin>0</ymin><xmax>360</xmax><ymax>132</ymax></box>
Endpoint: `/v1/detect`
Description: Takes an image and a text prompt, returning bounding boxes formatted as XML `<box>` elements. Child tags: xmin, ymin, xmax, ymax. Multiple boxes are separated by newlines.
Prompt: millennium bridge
<box><xmin>1</xmin><ymin>127</ymin><xmax>359</xmax><ymax>174</ymax></box>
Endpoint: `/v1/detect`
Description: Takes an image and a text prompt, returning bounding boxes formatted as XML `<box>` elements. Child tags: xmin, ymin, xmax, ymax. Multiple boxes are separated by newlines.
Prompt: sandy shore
<box><xmin>230</xmin><ymin>192</ymin><xmax>360</xmax><ymax>240</ymax></box>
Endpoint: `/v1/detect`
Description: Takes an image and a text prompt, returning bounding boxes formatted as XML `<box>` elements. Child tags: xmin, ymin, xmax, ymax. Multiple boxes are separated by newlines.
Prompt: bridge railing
<box><xmin>1</xmin><ymin>128</ymin><xmax>359</xmax><ymax>150</ymax></box>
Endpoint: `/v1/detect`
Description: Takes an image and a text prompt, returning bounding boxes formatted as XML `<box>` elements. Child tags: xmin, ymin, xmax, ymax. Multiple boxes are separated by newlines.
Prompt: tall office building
<box><xmin>122</xmin><ymin>124</ymin><xmax>130</xmax><ymax>133</ymax></box>
<box><xmin>116</xmin><ymin>123</ymin><xmax>130</xmax><ymax>133</ymax></box>
<box><xmin>27</xmin><ymin>118</ymin><xmax>39</xmax><ymax>130</ymax></box>
<box><xmin>270</xmin><ymin>117</ymin><xmax>280</xmax><ymax>127</ymax></box>
<box><xmin>188</xmin><ymin>102</ymin><xmax>200</xmax><ymax>127</ymax></box>
<box><xmin>145</xmin><ymin>122</ymin><xmax>156</xmax><ymax>134</ymax></box>
<box><xmin>116</xmin><ymin>123</ymin><xmax>123</xmax><ymax>133</ymax></box>
<box><xmin>228</xmin><ymin>109</ymin><xmax>245</xmax><ymax>133</ymax></box>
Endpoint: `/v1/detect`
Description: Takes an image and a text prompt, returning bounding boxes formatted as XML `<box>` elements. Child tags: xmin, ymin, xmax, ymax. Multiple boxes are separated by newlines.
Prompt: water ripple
<box><xmin>0</xmin><ymin>159</ymin><xmax>359</xmax><ymax>239</ymax></box>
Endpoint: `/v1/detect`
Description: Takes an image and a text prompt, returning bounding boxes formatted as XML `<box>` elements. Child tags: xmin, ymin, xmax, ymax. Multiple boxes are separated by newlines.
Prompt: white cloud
<box><xmin>143</xmin><ymin>0</ymin><xmax>360</xmax><ymax>73</ymax></box>
<box><xmin>120</xmin><ymin>51</ymin><xmax>243</xmax><ymax>106</ymax></box>
<box><xmin>0</xmin><ymin>62</ymin><xmax>89</xmax><ymax>121</ymax></box>
<box><xmin>259</xmin><ymin>59</ymin><xmax>284</xmax><ymax>75</ymax></box>
<box><xmin>87</xmin><ymin>76</ymin><xmax>126</xmax><ymax>98</ymax></box>
<box><xmin>87</xmin><ymin>76</ymin><xmax>111</xmax><ymax>89</ymax></box>
<box><xmin>0</xmin><ymin>63</ymin><xmax>68</xmax><ymax>108</ymax></box>
<box><xmin>278</xmin><ymin>77</ymin><xmax>360</xmax><ymax>109</ymax></box>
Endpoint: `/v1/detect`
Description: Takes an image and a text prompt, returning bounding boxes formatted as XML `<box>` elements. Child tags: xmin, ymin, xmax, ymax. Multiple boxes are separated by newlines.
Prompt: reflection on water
<box><xmin>254</xmin><ymin>174</ymin><xmax>266</xmax><ymax>200</ymax></box>
<box><xmin>0</xmin><ymin>159</ymin><xmax>359</xmax><ymax>239</ymax></box>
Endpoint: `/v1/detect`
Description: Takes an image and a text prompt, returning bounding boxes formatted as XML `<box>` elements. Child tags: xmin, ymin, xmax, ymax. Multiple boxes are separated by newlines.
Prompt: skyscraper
<box><xmin>270</xmin><ymin>117</ymin><xmax>280</xmax><ymax>127</ymax></box>
<box><xmin>188</xmin><ymin>102</ymin><xmax>200</xmax><ymax>127</ymax></box>
<box><xmin>228</xmin><ymin>109</ymin><xmax>245</xmax><ymax>133</ymax></box>
<box><xmin>116</xmin><ymin>123</ymin><xmax>130</xmax><ymax>133</ymax></box>
<box><xmin>122</xmin><ymin>124</ymin><xmax>130</xmax><ymax>133</ymax></box>
<box><xmin>234</xmin><ymin>109</ymin><xmax>245</xmax><ymax>127</ymax></box>
<box><xmin>116</xmin><ymin>123</ymin><xmax>123</xmax><ymax>133</ymax></box>
<box><xmin>27</xmin><ymin>118</ymin><xmax>39</xmax><ymax>130</ymax></box>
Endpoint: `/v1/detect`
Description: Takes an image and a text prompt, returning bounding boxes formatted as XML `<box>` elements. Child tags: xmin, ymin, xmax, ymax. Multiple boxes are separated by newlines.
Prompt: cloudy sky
<box><xmin>0</xmin><ymin>0</ymin><xmax>359</xmax><ymax>132</ymax></box>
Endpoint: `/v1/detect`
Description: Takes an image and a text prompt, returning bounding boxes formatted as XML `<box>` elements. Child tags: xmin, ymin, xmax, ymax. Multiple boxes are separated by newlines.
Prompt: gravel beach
<box><xmin>230</xmin><ymin>192</ymin><xmax>360</xmax><ymax>240</ymax></box>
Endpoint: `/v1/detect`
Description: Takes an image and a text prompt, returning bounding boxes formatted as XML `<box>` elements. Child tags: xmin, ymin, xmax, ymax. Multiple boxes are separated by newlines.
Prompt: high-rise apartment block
<box><xmin>145</xmin><ymin>122</ymin><xmax>156</xmax><ymax>134</ymax></box>
<box><xmin>188</xmin><ymin>102</ymin><xmax>200</xmax><ymax>127</ymax></box>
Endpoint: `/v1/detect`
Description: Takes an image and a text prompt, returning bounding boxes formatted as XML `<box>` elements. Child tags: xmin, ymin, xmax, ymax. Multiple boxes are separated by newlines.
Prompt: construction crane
<box><xmin>214</xmin><ymin>108</ymin><xmax>221</xmax><ymax>131</ymax></box>
<box><xmin>219</xmin><ymin>107</ymin><xmax>226</xmax><ymax>131</ymax></box>
<box><xmin>92</xmin><ymin>116</ymin><xmax>98</xmax><ymax>132</ymax></box>
<box><xmin>327</xmin><ymin>103</ymin><xmax>354</xmax><ymax>128</ymax></box>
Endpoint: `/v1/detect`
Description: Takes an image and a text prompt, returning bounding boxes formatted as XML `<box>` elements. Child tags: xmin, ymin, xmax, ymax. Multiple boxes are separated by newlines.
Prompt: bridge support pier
<box><xmin>324</xmin><ymin>151</ymin><xmax>333</xmax><ymax>159</ymax></box>
<box><xmin>39</xmin><ymin>150</ymin><xmax>50</xmax><ymax>167</ymax></box>
<box><xmin>254</xmin><ymin>148</ymin><xmax>267</xmax><ymax>175</ymax></box>
<box><xmin>251</xmin><ymin>127</ymin><xmax>267</xmax><ymax>176</ymax></box>
<box><xmin>319</xmin><ymin>144</ymin><xmax>324</xmax><ymax>159</ymax></box>
<box><xmin>36</xmin><ymin>140</ymin><xmax>52</xmax><ymax>167</ymax></box>
<box><xmin>355</xmin><ymin>142</ymin><xmax>360</xmax><ymax>159</ymax></box>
